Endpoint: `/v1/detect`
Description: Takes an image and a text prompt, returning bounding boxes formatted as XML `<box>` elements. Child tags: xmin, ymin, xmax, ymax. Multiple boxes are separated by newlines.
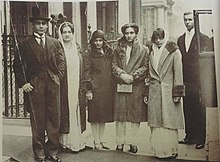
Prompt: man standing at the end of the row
<box><xmin>13</xmin><ymin>6</ymin><xmax>65</xmax><ymax>162</ymax></box>
<box><xmin>177</xmin><ymin>11</ymin><xmax>209</xmax><ymax>149</ymax></box>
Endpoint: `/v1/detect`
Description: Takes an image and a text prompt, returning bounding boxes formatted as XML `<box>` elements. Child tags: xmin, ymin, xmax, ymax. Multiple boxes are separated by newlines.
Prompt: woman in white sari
<box><xmin>58</xmin><ymin>22</ymin><xmax>87</xmax><ymax>152</ymax></box>
<box><xmin>146</xmin><ymin>28</ymin><xmax>185</xmax><ymax>158</ymax></box>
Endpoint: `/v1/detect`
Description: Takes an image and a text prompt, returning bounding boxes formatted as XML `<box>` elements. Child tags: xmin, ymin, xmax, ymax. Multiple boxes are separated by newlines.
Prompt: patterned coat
<box><xmin>112</xmin><ymin>37</ymin><xmax>149</xmax><ymax>122</ymax></box>
<box><xmin>147</xmin><ymin>41</ymin><xmax>184</xmax><ymax>129</ymax></box>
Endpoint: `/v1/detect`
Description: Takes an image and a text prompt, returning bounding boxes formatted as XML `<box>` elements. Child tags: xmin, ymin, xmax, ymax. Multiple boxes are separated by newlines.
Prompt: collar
<box><xmin>34</xmin><ymin>33</ymin><xmax>45</xmax><ymax>39</ymax></box>
<box><xmin>186</xmin><ymin>28</ymin><xmax>194</xmax><ymax>35</ymax></box>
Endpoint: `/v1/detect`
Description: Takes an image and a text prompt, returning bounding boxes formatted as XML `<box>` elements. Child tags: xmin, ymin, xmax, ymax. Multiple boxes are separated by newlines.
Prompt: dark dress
<box><xmin>84</xmin><ymin>44</ymin><xmax>114</xmax><ymax>123</ymax></box>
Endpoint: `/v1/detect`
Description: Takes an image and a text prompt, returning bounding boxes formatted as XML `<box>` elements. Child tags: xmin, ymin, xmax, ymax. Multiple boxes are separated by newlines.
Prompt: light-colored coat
<box><xmin>112</xmin><ymin>37</ymin><xmax>149</xmax><ymax>122</ymax></box>
<box><xmin>147</xmin><ymin>41</ymin><xmax>184</xmax><ymax>129</ymax></box>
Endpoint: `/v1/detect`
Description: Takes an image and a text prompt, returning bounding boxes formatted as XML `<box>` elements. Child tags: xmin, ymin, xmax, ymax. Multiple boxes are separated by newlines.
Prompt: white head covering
<box><xmin>58</xmin><ymin>22</ymin><xmax>78</xmax><ymax>56</ymax></box>
<box><xmin>152</xmin><ymin>28</ymin><xmax>168</xmax><ymax>70</ymax></box>
<box><xmin>58</xmin><ymin>22</ymin><xmax>80</xmax><ymax>124</ymax></box>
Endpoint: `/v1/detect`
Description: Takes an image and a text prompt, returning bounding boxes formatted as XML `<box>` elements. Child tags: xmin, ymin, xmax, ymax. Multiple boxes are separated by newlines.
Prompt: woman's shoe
<box><xmin>100</xmin><ymin>142</ymin><xmax>110</xmax><ymax>150</ymax></box>
<box><xmin>128</xmin><ymin>145</ymin><xmax>138</xmax><ymax>153</ymax></box>
<box><xmin>60</xmin><ymin>145</ymin><xmax>72</xmax><ymax>153</ymax></box>
<box><xmin>94</xmin><ymin>141</ymin><xmax>102</xmax><ymax>150</ymax></box>
<box><xmin>171</xmin><ymin>153</ymin><xmax>178</xmax><ymax>158</ymax></box>
<box><xmin>116</xmin><ymin>144</ymin><xmax>124</xmax><ymax>151</ymax></box>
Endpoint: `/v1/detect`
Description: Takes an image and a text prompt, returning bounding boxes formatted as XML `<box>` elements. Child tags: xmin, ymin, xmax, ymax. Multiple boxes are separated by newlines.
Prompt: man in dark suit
<box><xmin>13</xmin><ymin>6</ymin><xmax>65</xmax><ymax>162</ymax></box>
<box><xmin>177</xmin><ymin>11</ymin><xmax>209</xmax><ymax>150</ymax></box>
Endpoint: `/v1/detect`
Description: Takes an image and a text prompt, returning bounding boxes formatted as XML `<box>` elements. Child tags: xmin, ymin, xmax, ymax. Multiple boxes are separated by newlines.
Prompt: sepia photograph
<box><xmin>1</xmin><ymin>0</ymin><xmax>220</xmax><ymax>161</ymax></box>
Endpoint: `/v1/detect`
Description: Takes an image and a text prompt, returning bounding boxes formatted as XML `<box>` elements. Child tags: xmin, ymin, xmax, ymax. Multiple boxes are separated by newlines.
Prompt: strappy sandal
<box><xmin>116</xmin><ymin>144</ymin><xmax>124</xmax><ymax>151</ymax></box>
<box><xmin>94</xmin><ymin>141</ymin><xmax>102</xmax><ymax>150</ymax></box>
<box><xmin>128</xmin><ymin>145</ymin><xmax>138</xmax><ymax>153</ymax></box>
<box><xmin>100</xmin><ymin>142</ymin><xmax>110</xmax><ymax>150</ymax></box>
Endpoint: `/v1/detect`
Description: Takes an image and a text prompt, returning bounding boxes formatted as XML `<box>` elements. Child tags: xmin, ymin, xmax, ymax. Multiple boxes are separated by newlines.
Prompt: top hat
<box><xmin>29</xmin><ymin>6</ymin><xmax>51</xmax><ymax>22</ymax></box>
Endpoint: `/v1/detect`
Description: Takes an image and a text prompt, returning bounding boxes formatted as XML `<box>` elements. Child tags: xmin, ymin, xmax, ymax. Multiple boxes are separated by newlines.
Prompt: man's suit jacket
<box><xmin>13</xmin><ymin>35</ymin><xmax>65</xmax><ymax>88</ymax></box>
<box><xmin>13</xmin><ymin>35</ymin><xmax>65</xmax><ymax>113</ymax></box>
<box><xmin>177</xmin><ymin>32</ymin><xmax>209</xmax><ymax>94</ymax></box>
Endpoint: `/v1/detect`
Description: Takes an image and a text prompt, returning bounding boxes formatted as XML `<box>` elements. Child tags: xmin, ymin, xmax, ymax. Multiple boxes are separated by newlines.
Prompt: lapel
<box><xmin>28</xmin><ymin>36</ymin><xmax>44</xmax><ymax>63</ymax></box>
<box><xmin>182</xmin><ymin>33</ymin><xmax>196</xmax><ymax>53</ymax></box>
<box><xmin>181</xmin><ymin>33</ymin><xmax>187</xmax><ymax>53</ymax></box>
<box><xmin>158</xmin><ymin>47</ymin><xmax>174</xmax><ymax>80</ymax></box>
<box><xmin>157</xmin><ymin>47</ymin><xmax>170</xmax><ymax>73</ymax></box>
<box><xmin>188</xmin><ymin>34</ymin><xmax>196</xmax><ymax>52</ymax></box>
<box><xmin>149</xmin><ymin>51</ymin><xmax>160</xmax><ymax>80</ymax></box>
<box><xmin>125</xmin><ymin>40</ymin><xmax>142</xmax><ymax>73</ymax></box>
<box><xmin>45</xmin><ymin>35</ymin><xmax>53</xmax><ymax>57</ymax></box>
<box><xmin>150</xmin><ymin>43</ymin><xmax>176</xmax><ymax>81</ymax></box>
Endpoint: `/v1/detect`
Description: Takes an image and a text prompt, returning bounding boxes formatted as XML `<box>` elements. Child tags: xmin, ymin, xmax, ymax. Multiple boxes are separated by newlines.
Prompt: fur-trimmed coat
<box><xmin>83</xmin><ymin>43</ymin><xmax>114</xmax><ymax>123</ymax></box>
<box><xmin>112</xmin><ymin>37</ymin><xmax>149</xmax><ymax>122</ymax></box>
<box><xmin>147</xmin><ymin>41</ymin><xmax>184</xmax><ymax>129</ymax></box>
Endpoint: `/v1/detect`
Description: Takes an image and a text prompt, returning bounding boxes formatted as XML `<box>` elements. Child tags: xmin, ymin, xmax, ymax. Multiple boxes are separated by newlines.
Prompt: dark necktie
<box><xmin>39</xmin><ymin>37</ymin><xmax>44</xmax><ymax>48</ymax></box>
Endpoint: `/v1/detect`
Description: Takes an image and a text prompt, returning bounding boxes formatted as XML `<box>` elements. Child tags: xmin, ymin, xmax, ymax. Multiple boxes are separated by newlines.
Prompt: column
<box><xmin>5</xmin><ymin>1</ymin><xmax>10</xmax><ymax>35</ymax></box>
<box><xmin>211</xmin><ymin>0</ymin><xmax>220</xmax><ymax>141</ymax></box>
<box><xmin>72</xmin><ymin>2</ymin><xmax>81</xmax><ymax>46</ymax></box>
<box><xmin>87</xmin><ymin>0</ymin><xmax>97</xmax><ymax>32</ymax></box>
<box><xmin>118</xmin><ymin>0</ymin><xmax>130</xmax><ymax>32</ymax></box>
<box><xmin>48</xmin><ymin>2</ymin><xmax>63</xmax><ymax>34</ymax></box>
<box><xmin>157</xmin><ymin>6</ymin><xmax>165</xmax><ymax>28</ymax></box>
<box><xmin>133</xmin><ymin>0</ymin><xmax>143</xmax><ymax>43</ymax></box>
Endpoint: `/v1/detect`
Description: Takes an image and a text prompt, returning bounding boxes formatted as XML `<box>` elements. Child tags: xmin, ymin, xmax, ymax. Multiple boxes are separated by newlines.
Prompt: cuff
<box><xmin>142</xmin><ymin>85</ymin><xmax>149</xmax><ymax>96</ymax></box>
<box><xmin>85</xmin><ymin>81</ymin><xmax>92</xmax><ymax>91</ymax></box>
<box><xmin>172</xmin><ymin>85</ymin><xmax>185</xmax><ymax>97</ymax></box>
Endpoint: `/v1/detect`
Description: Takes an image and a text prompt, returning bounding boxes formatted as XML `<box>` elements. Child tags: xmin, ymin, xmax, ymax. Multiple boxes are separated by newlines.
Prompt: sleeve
<box><xmin>55</xmin><ymin>41</ymin><xmax>66</xmax><ymax>80</ymax></box>
<box><xmin>13</xmin><ymin>42</ymin><xmax>27</xmax><ymax>88</ymax></box>
<box><xmin>112</xmin><ymin>49</ymin><xmax>127</xmax><ymax>79</ymax></box>
<box><xmin>131</xmin><ymin>47</ymin><xmax>149</xmax><ymax>82</ymax></box>
<box><xmin>83</xmin><ymin>51</ymin><xmax>93</xmax><ymax>91</ymax></box>
<box><xmin>172</xmin><ymin>49</ymin><xmax>185</xmax><ymax>97</ymax></box>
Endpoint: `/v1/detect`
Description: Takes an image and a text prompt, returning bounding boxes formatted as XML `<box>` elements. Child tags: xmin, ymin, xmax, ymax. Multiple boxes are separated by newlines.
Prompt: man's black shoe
<box><xmin>195</xmin><ymin>144</ymin><xmax>205</xmax><ymax>149</ymax></box>
<box><xmin>35</xmin><ymin>156</ymin><xmax>46</xmax><ymax>162</ymax></box>
<box><xmin>178</xmin><ymin>138</ymin><xmax>193</xmax><ymax>144</ymax></box>
<box><xmin>47</xmin><ymin>155</ymin><xmax>61</xmax><ymax>162</ymax></box>
<box><xmin>128</xmin><ymin>145</ymin><xmax>138</xmax><ymax>153</ymax></box>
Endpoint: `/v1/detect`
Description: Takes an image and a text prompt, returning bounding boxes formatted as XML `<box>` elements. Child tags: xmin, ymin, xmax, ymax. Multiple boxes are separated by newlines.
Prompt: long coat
<box><xmin>147</xmin><ymin>41</ymin><xmax>184</xmax><ymax>129</ymax></box>
<box><xmin>112</xmin><ymin>37</ymin><xmax>149</xmax><ymax>122</ymax></box>
<box><xmin>14</xmin><ymin>35</ymin><xmax>66</xmax><ymax>113</ymax></box>
<box><xmin>13</xmin><ymin>35</ymin><xmax>65</xmax><ymax>157</ymax></box>
<box><xmin>14</xmin><ymin>35</ymin><xmax>65</xmax><ymax>88</ymax></box>
<box><xmin>60</xmin><ymin>44</ymin><xmax>87</xmax><ymax>133</ymax></box>
<box><xmin>177</xmin><ymin>32</ymin><xmax>209</xmax><ymax>144</ymax></box>
<box><xmin>84</xmin><ymin>44</ymin><xmax>114</xmax><ymax>123</ymax></box>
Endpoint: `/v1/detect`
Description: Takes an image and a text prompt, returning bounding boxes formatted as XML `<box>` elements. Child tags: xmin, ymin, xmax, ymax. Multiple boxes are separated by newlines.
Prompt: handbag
<box><xmin>117</xmin><ymin>84</ymin><xmax>132</xmax><ymax>93</ymax></box>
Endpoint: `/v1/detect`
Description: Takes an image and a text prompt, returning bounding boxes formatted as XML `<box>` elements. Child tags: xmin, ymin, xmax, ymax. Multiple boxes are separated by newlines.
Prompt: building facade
<box><xmin>141</xmin><ymin>0</ymin><xmax>174</xmax><ymax>45</ymax></box>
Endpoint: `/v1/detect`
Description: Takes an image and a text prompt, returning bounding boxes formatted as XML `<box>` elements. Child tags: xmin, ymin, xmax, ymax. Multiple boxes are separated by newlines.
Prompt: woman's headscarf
<box><xmin>89</xmin><ymin>30</ymin><xmax>106</xmax><ymax>45</ymax></box>
<box><xmin>151</xmin><ymin>28</ymin><xmax>169</xmax><ymax>70</ymax></box>
<box><xmin>88</xmin><ymin>30</ymin><xmax>111</xmax><ymax>56</ymax></box>
<box><xmin>58</xmin><ymin>22</ymin><xmax>78</xmax><ymax>56</ymax></box>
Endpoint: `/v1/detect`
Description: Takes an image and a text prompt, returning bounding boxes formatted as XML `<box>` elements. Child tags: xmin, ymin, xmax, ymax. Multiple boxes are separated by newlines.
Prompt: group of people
<box><xmin>13</xmin><ymin>5</ymin><xmax>208</xmax><ymax>162</ymax></box>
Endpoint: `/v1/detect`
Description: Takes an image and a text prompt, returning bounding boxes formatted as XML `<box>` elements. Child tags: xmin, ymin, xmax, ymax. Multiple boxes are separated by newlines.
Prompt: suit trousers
<box><xmin>183</xmin><ymin>90</ymin><xmax>206</xmax><ymax>144</ymax></box>
<box><xmin>29</xmin><ymin>71</ymin><xmax>61</xmax><ymax>158</ymax></box>
<box><xmin>116</xmin><ymin>121</ymin><xmax>140</xmax><ymax>146</ymax></box>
